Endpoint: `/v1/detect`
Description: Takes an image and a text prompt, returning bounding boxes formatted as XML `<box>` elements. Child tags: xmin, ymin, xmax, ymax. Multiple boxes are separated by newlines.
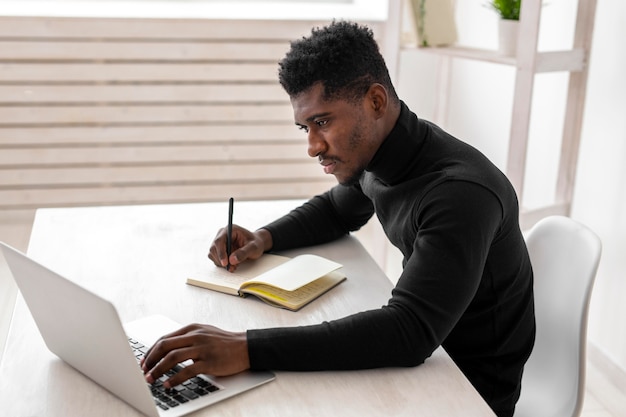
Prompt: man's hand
<box><xmin>141</xmin><ymin>324</ymin><xmax>250</xmax><ymax>388</ymax></box>
<box><xmin>208</xmin><ymin>225</ymin><xmax>273</xmax><ymax>271</ymax></box>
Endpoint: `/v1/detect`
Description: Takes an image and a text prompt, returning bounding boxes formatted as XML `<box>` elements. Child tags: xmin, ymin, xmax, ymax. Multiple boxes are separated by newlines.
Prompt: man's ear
<box><xmin>366</xmin><ymin>83</ymin><xmax>388</xmax><ymax>119</ymax></box>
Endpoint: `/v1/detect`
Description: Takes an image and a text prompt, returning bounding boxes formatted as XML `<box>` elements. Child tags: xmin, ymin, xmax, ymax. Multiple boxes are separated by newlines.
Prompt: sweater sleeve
<box><xmin>262</xmin><ymin>183</ymin><xmax>375</xmax><ymax>251</ymax></box>
<box><xmin>247</xmin><ymin>181</ymin><xmax>504</xmax><ymax>371</ymax></box>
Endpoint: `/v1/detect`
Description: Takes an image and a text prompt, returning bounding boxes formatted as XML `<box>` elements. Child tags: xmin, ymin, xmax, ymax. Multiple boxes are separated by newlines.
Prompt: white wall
<box><xmin>397</xmin><ymin>0</ymin><xmax>626</xmax><ymax>371</ymax></box>
<box><xmin>570</xmin><ymin>0</ymin><xmax>626</xmax><ymax>371</ymax></box>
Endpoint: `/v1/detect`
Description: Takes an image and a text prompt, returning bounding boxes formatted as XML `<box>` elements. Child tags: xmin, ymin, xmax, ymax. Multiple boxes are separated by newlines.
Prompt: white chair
<box><xmin>515</xmin><ymin>216</ymin><xmax>602</xmax><ymax>417</ymax></box>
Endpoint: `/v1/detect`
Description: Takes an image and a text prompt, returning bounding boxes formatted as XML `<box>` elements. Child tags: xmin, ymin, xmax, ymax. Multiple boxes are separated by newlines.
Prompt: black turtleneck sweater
<box><xmin>247</xmin><ymin>102</ymin><xmax>535</xmax><ymax>417</ymax></box>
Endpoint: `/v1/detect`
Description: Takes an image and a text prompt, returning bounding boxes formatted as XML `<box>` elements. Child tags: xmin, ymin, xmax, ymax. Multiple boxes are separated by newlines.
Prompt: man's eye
<box><xmin>316</xmin><ymin>120</ymin><xmax>328</xmax><ymax>127</ymax></box>
<box><xmin>298</xmin><ymin>125</ymin><xmax>309</xmax><ymax>133</ymax></box>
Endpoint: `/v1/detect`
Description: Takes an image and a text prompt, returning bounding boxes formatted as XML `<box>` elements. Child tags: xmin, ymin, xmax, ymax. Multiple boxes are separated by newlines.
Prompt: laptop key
<box><xmin>155</xmin><ymin>401</ymin><xmax>169</xmax><ymax>411</ymax></box>
<box><xmin>179</xmin><ymin>388</ymin><xmax>200</xmax><ymax>400</ymax></box>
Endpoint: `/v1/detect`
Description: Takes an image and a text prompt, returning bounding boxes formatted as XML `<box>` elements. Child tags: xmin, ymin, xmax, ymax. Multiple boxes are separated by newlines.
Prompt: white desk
<box><xmin>0</xmin><ymin>201</ymin><xmax>495</xmax><ymax>416</ymax></box>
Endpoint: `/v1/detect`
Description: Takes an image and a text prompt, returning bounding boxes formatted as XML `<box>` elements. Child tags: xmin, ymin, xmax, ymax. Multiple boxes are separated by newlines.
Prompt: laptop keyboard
<box><xmin>129</xmin><ymin>338</ymin><xmax>222</xmax><ymax>411</ymax></box>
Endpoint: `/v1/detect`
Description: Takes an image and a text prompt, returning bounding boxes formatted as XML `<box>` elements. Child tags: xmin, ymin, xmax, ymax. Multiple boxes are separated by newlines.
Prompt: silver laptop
<box><xmin>0</xmin><ymin>241</ymin><xmax>275</xmax><ymax>417</ymax></box>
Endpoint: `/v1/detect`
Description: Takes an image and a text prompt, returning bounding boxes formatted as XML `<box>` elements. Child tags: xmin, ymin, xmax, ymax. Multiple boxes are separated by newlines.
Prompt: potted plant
<box><xmin>488</xmin><ymin>0</ymin><xmax>521</xmax><ymax>20</ymax></box>
<box><xmin>487</xmin><ymin>0</ymin><xmax>521</xmax><ymax>56</ymax></box>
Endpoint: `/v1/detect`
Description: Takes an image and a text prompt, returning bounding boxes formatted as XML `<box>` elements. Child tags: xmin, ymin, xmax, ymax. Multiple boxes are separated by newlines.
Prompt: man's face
<box><xmin>291</xmin><ymin>83</ymin><xmax>380</xmax><ymax>186</ymax></box>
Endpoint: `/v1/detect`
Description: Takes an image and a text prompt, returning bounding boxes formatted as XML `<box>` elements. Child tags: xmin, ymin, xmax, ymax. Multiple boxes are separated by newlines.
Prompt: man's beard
<box><xmin>338</xmin><ymin>167</ymin><xmax>366</xmax><ymax>186</ymax></box>
<box><xmin>338</xmin><ymin>118</ymin><xmax>369</xmax><ymax>186</ymax></box>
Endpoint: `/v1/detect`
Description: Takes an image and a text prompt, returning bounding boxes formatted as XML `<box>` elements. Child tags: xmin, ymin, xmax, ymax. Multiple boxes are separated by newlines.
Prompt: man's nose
<box><xmin>307</xmin><ymin>131</ymin><xmax>326</xmax><ymax>158</ymax></box>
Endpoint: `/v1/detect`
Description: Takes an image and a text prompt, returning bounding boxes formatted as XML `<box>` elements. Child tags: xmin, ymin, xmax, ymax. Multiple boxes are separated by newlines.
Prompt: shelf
<box><xmin>403</xmin><ymin>45</ymin><xmax>517</xmax><ymax>66</ymax></box>
<box><xmin>403</xmin><ymin>45</ymin><xmax>586</xmax><ymax>73</ymax></box>
<box><xmin>397</xmin><ymin>0</ymin><xmax>597</xmax><ymax>228</ymax></box>
<box><xmin>536</xmin><ymin>49</ymin><xmax>586</xmax><ymax>72</ymax></box>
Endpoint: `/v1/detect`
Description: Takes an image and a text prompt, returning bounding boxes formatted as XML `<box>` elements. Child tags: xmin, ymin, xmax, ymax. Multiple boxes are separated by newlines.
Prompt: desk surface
<box><xmin>0</xmin><ymin>201</ymin><xmax>494</xmax><ymax>416</ymax></box>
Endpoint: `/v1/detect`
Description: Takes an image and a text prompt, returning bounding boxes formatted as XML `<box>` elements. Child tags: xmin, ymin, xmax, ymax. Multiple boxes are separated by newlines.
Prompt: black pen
<box><xmin>226</xmin><ymin>197</ymin><xmax>234</xmax><ymax>270</ymax></box>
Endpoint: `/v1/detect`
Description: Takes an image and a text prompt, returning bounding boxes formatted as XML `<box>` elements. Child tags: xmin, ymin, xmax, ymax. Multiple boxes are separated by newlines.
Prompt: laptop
<box><xmin>0</xmin><ymin>241</ymin><xmax>275</xmax><ymax>417</ymax></box>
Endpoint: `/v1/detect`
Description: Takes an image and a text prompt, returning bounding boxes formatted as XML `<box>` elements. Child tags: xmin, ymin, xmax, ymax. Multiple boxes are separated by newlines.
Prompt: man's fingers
<box><xmin>145</xmin><ymin>343</ymin><xmax>196</xmax><ymax>383</ymax></box>
<box><xmin>142</xmin><ymin>325</ymin><xmax>203</xmax><ymax>376</ymax></box>
<box><xmin>160</xmin><ymin>362</ymin><xmax>205</xmax><ymax>389</ymax></box>
<box><xmin>231</xmin><ymin>238</ymin><xmax>265</xmax><ymax>264</ymax></box>
<box><xmin>208</xmin><ymin>227</ymin><xmax>229</xmax><ymax>267</ymax></box>
<box><xmin>208</xmin><ymin>226</ymin><xmax>272</xmax><ymax>270</ymax></box>
<box><xmin>143</xmin><ymin>324</ymin><xmax>250</xmax><ymax>387</ymax></box>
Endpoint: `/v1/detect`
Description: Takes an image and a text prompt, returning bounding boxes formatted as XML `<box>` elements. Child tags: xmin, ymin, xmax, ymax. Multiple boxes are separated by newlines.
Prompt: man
<box><xmin>142</xmin><ymin>21</ymin><xmax>535</xmax><ymax>417</ymax></box>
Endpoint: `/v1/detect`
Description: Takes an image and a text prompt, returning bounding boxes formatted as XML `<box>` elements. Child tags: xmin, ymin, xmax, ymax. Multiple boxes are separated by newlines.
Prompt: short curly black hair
<box><xmin>278</xmin><ymin>20</ymin><xmax>398</xmax><ymax>103</ymax></box>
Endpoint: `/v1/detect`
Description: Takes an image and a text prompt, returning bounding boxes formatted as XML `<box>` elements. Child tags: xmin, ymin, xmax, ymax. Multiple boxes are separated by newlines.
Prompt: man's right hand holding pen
<box><xmin>208</xmin><ymin>225</ymin><xmax>273</xmax><ymax>272</ymax></box>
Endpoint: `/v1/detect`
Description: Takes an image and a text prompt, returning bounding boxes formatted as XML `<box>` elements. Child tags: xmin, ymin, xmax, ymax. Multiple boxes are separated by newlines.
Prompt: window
<box><xmin>0</xmin><ymin>0</ymin><xmax>388</xmax><ymax>20</ymax></box>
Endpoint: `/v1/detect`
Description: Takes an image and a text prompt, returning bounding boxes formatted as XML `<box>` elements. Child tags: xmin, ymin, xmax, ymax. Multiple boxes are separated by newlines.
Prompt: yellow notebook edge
<box><xmin>242</xmin><ymin>270</ymin><xmax>347</xmax><ymax>311</ymax></box>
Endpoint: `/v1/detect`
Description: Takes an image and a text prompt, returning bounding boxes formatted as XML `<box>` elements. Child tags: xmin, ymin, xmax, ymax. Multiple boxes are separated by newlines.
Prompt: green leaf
<box><xmin>487</xmin><ymin>0</ymin><xmax>521</xmax><ymax>20</ymax></box>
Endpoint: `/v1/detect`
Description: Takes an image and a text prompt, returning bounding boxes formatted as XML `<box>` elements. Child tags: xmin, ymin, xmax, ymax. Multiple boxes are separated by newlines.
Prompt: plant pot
<box><xmin>498</xmin><ymin>19</ymin><xmax>519</xmax><ymax>56</ymax></box>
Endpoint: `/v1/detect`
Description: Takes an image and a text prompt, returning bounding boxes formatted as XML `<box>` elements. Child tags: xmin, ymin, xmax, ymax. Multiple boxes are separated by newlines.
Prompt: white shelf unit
<box><xmin>399</xmin><ymin>0</ymin><xmax>598</xmax><ymax>229</ymax></box>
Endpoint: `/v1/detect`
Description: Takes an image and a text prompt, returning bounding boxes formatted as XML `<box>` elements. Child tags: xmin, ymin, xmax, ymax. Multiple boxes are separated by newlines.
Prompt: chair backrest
<box><xmin>515</xmin><ymin>216</ymin><xmax>602</xmax><ymax>417</ymax></box>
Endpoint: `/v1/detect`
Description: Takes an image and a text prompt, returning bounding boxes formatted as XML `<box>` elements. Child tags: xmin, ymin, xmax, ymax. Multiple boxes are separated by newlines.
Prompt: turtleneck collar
<box><xmin>364</xmin><ymin>101</ymin><xmax>426</xmax><ymax>186</ymax></box>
